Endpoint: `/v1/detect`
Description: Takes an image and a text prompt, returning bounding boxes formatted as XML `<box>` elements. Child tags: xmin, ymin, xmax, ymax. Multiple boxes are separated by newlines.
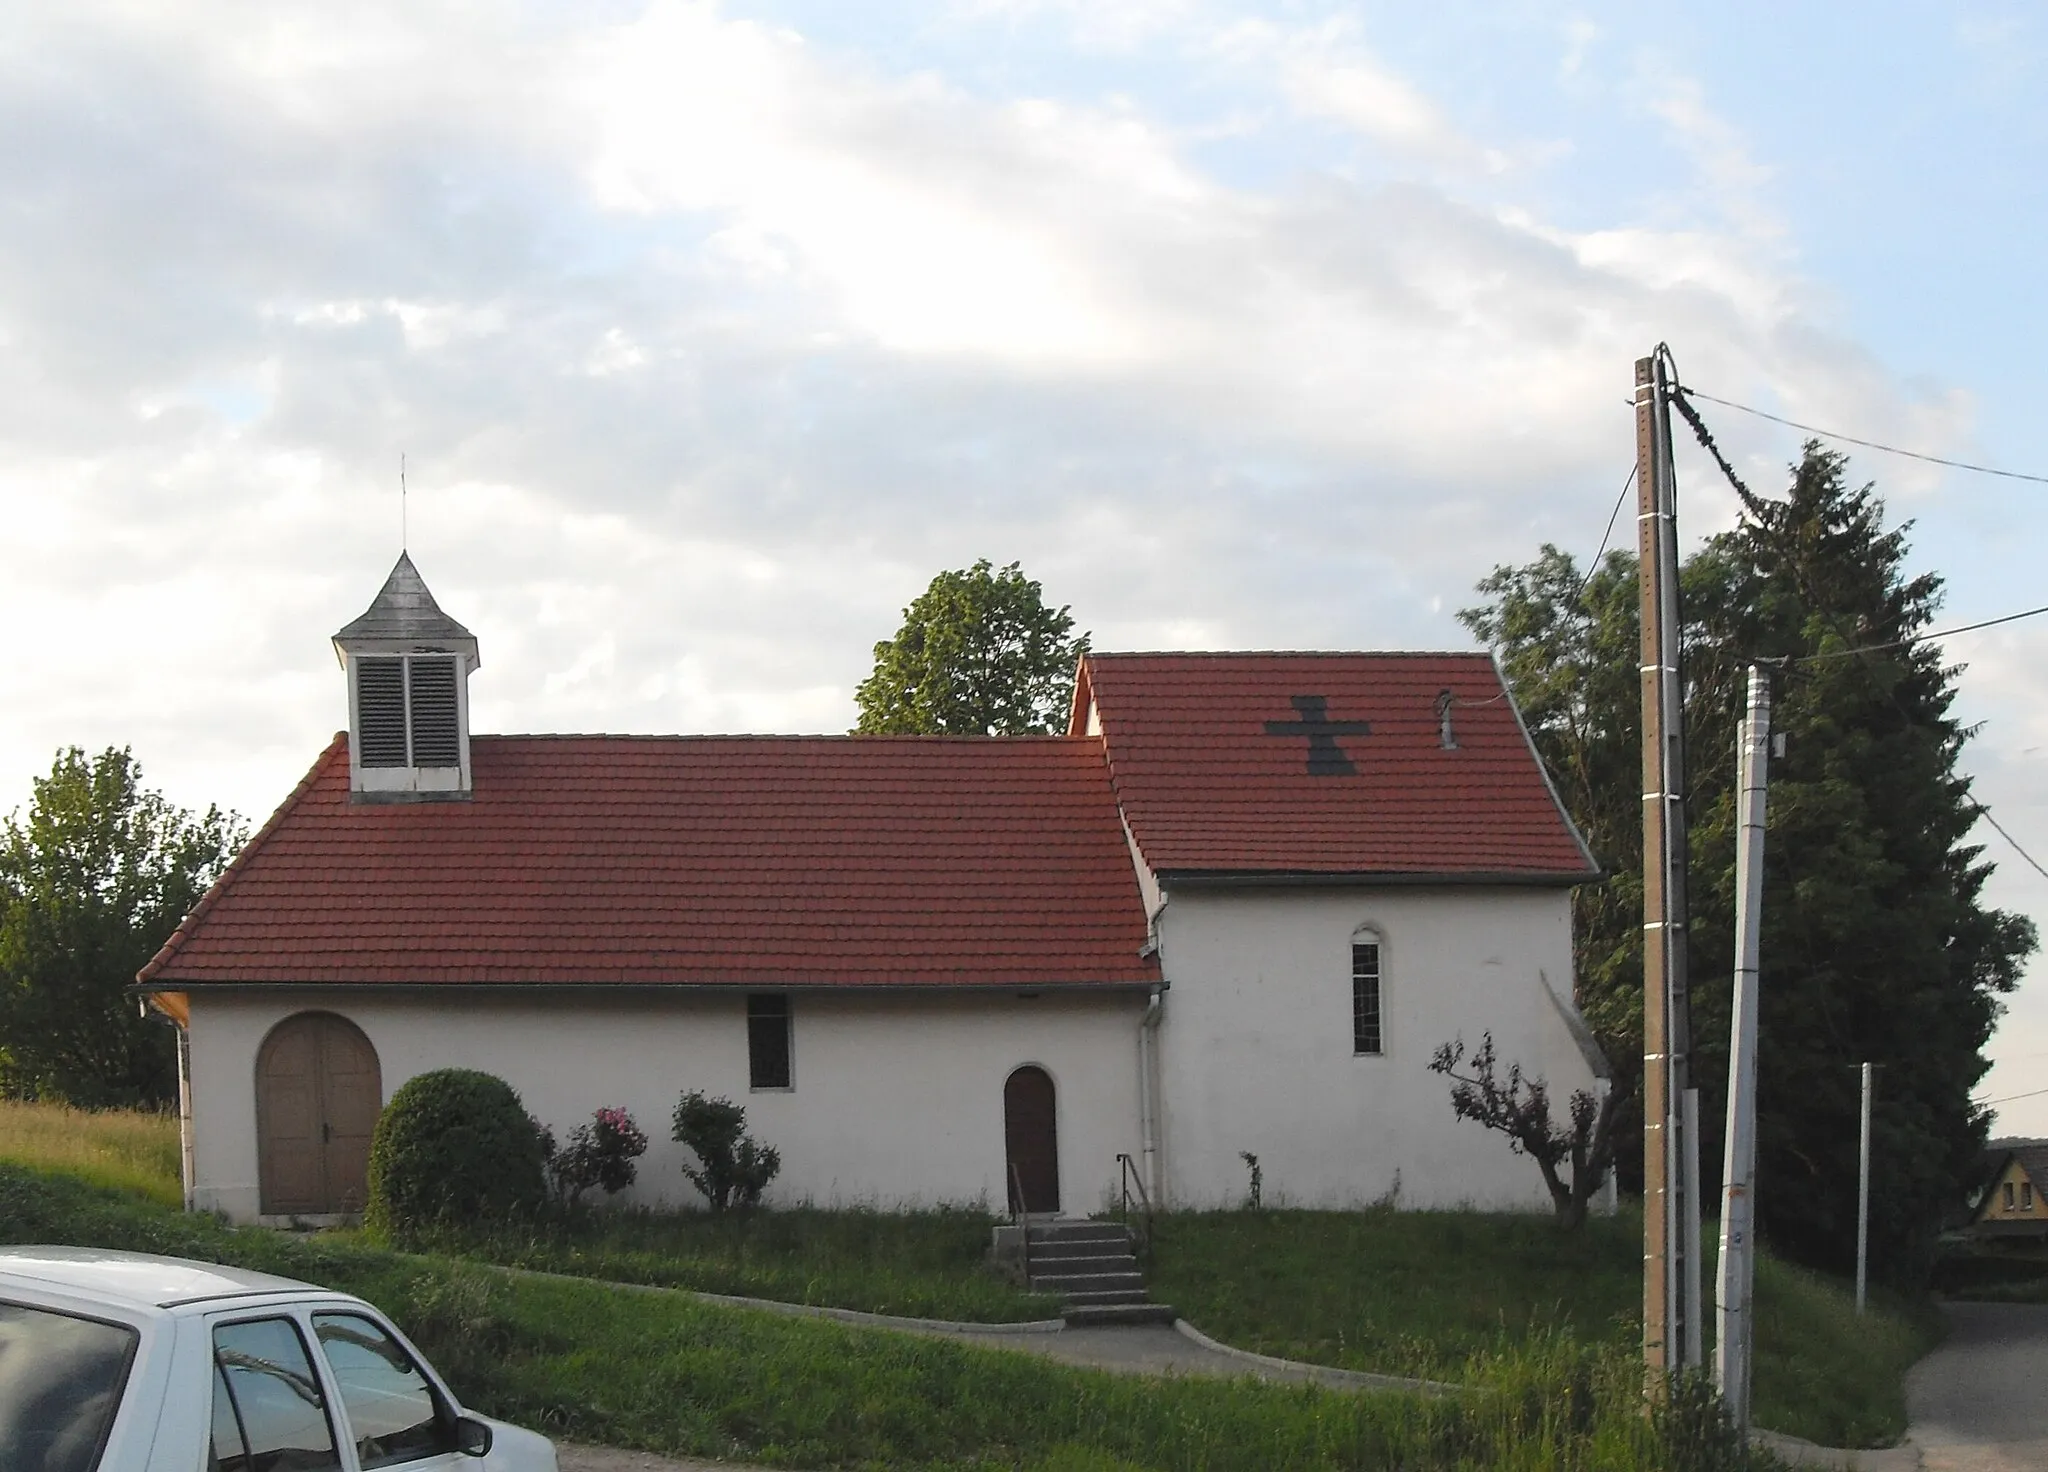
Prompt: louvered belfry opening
<box><xmin>407</xmin><ymin>657</ymin><xmax>461</xmax><ymax>767</ymax></box>
<box><xmin>353</xmin><ymin>655</ymin><xmax>461</xmax><ymax>769</ymax></box>
<box><xmin>356</xmin><ymin>659</ymin><xmax>410</xmax><ymax>768</ymax></box>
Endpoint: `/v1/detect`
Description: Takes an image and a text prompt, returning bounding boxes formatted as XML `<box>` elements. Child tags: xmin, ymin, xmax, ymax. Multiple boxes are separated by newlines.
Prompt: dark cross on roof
<box><xmin>1264</xmin><ymin>695</ymin><xmax>1372</xmax><ymax>776</ymax></box>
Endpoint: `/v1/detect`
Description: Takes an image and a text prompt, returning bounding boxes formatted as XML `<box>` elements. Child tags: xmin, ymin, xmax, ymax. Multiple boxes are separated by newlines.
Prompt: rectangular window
<box><xmin>748</xmin><ymin>993</ymin><xmax>792</xmax><ymax>1090</ymax></box>
<box><xmin>211</xmin><ymin>1317</ymin><xmax>342</xmax><ymax>1472</ymax></box>
<box><xmin>0</xmin><ymin>1302</ymin><xmax>137</xmax><ymax>1472</ymax></box>
<box><xmin>1352</xmin><ymin>941</ymin><xmax>1383</xmax><ymax>1055</ymax></box>
<box><xmin>2005</xmin><ymin>1181</ymin><xmax>2017</xmax><ymax>1211</ymax></box>
<box><xmin>313</xmin><ymin>1312</ymin><xmax>457</xmax><ymax>1468</ymax></box>
<box><xmin>2025</xmin><ymin>1182</ymin><xmax>2036</xmax><ymax>1211</ymax></box>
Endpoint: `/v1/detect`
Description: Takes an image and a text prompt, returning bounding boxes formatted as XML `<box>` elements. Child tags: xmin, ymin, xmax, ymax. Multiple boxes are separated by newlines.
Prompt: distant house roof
<box><xmin>1983</xmin><ymin>1144</ymin><xmax>2048</xmax><ymax>1204</ymax></box>
<box><xmin>138</xmin><ymin>734</ymin><xmax>1159</xmax><ymax>991</ymax></box>
<box><xmin>333</xmin><ymin>553</ymin><xmax>476</xmax><ymax>646</ymax></box>
<box><xmin>1072</xmin><ymin>652</ymin><xmax>1599</xmax><ymax>884</ymax></box>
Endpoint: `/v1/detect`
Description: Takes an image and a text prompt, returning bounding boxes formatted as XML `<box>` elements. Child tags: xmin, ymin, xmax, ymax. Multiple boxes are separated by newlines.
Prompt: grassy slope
<box><xmin>424</xmin><ymin>1205</ymin><xmax>1061</xmax><ymax>1322</ymax></box>
<box><xmin>0</xmin><ymin>1164</ymin><xmax>1758</xmax><ymax>1472</ymax></box>
<box><xmin>1147</xmin><ymin>1208</ymin><xmax>1935</xmax><ymax>1449</ymax></box>
<box><xmin>0</xmin><ymin>1100</ymin><xmax>180</xmax><ymax>1209</ymax></box>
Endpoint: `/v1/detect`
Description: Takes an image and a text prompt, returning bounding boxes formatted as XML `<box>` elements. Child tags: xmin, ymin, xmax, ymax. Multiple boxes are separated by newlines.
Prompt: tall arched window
<box><xmin>1351</xmin><ymin>925</ymin><xmax>1384</xmax><ymax>1055</ymax></box>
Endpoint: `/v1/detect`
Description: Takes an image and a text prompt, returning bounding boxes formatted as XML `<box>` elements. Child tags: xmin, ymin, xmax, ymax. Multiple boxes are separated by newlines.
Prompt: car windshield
<box><xmin>0</xmin><ymin>1300</ymin><xmax>139</xmax><ymax>1472</ymax></box>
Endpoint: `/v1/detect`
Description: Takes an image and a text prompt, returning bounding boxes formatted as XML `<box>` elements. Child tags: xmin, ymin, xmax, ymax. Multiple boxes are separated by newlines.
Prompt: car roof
<box><xmin>0</xmin><ymin>1246</ymin><xmax>321</xmax><ymax>1308</ymax></box>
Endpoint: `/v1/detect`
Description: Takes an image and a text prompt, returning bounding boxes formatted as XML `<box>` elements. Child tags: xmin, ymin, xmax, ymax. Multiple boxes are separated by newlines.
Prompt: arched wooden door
<box><xmin>1004</xmin><ymin>1065</ymin><xmax>1060</xmax><ymax>1214</ymax></box>
<box><xmin>256</xmin><ymin>1013</ymin><xmax>382</xmax><ymax>1216</ymax></box>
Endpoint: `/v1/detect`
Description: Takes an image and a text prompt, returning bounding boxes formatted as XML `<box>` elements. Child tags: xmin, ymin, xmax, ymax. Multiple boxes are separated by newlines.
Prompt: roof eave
<box><xmin>1155</xmin><ymin>867</ymin><xmax>1603</xmax><ymax>890</ymax></box>
<box><xmin>135</xmin><ymin>736</ymin><xmax>350</xmax><ymax>988</ymax></box>
<box><xmin>131</xmin><ymin>977</ymin><xmax>1166</xmax><ymax>996</ymax></box>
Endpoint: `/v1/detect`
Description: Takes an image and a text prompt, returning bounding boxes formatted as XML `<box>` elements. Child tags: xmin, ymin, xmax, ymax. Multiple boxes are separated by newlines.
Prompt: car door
<box><xmin>304</xmin><ymin>1311</ymin><xmax>467</xmax><ymax>1472</ymax></box>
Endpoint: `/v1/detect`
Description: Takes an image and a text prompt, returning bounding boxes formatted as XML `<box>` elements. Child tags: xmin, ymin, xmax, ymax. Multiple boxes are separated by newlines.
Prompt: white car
<box><xmin>0</xmin><ymin>1246</ymin><xmax>558</xmax><ymax>1472</ymax></box>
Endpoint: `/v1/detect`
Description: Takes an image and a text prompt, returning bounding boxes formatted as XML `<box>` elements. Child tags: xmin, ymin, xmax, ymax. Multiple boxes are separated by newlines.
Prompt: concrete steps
<box><xmin>1000</xmin><ymin>1218</ymin><xmax>1175</xmax><ymax>1327</ymax></box>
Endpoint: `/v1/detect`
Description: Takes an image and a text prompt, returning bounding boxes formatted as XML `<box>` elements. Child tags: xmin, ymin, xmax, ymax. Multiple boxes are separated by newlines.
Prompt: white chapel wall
<box><xmin>187</xmin><ymin>987</ymin><xmax>1147</xmax><ymax>1223</ymax></box>
<box><xmin>1152</xmin><ymin>885</ymin><xmax>1596</xmax><ymax>1211</ymax></box>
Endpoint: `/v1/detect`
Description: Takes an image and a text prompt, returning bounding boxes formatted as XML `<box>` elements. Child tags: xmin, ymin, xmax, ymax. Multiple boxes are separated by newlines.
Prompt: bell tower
<box><xmin>333</xmin><ymin>553</ymin><xmax>480</xmax><ymax>800</ymax></box>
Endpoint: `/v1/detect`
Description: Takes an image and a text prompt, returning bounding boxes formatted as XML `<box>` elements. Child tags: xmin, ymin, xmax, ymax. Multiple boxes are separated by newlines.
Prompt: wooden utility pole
<box><xmin>1716</xmin><ymin>664</ymin><xmax>1772</xmax><ymax>1432</ymax></box>
<box><xmin>1636</xmin><ymin>351</ymin><xmax>1697</xmax><ymax>1387</ymax></box>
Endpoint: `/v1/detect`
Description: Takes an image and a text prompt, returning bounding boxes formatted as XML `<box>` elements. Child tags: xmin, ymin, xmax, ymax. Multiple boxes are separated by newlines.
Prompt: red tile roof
<box><xmin>139</xmin><ymin>734</ymin><xmax>1159</xmax><ymax>990</ymax></box>
<box><xmin>1075</xmin><ymin>652</ymin><xmax>1597</xmax><ymax>882</ymax></box>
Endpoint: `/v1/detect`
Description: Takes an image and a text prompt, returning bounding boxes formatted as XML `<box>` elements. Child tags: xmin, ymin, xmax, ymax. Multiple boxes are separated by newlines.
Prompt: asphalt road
<box><xmin>1905</xmin><ymin>1301</ymin><xmax>2048</xmax><ymax>1472</ymax></box>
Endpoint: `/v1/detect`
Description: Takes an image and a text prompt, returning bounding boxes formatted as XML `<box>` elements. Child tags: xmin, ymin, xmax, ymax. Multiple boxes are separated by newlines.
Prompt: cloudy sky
<box><xmin>5</xmin><ymin>1</ymin><xmax>2047</xmax><ymax>1132</ymax></box>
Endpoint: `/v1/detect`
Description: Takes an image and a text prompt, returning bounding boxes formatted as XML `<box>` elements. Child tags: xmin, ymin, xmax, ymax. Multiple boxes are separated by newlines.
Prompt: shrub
<box><xmin>541</xmin><ymin>1106</ymin><xmax>649</xmax><ymax>1208</ymax></box>
<box><xmin>672</xmin><ymin>1090</ymin><xmax>780</xmax><ymax>1213</ymax></box>
<box><xmin>366</xmin><ymin>1068</ymin><xmax>546</xmax><ymax>1239</ymax></box>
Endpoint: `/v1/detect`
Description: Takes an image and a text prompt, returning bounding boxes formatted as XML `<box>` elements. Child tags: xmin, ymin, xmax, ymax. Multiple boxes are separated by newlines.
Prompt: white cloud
<box><xmin>1634</xmin><ymin>63</ymin><xmax>1781</xmax><ymax>241</ymax></box>
<box><xmin>0</xmin><ymin>0</ymin><xmax>1986</xmax><ymax>840</ymax></box>
<box><xmin>1208</xmin><ymin>16</ymin><xmax>1498</xmax><ymax>169</ymax></box>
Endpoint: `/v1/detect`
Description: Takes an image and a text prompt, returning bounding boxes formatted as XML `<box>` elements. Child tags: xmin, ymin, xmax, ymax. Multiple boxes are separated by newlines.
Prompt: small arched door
<box><xmin>256</xmin><ymin>1013</ymin><xmax>382</xmax><ymax>1216</ymax></box>
<box><xmin>1004</xmin><ymin>1065</ymin><xmax>1060</xmax><ymax>1214</ymax></box>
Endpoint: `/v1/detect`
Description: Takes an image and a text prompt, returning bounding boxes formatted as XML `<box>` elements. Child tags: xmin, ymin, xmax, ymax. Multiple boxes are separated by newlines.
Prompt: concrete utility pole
<box><xmin>1716</xmin><ymin>665</ymin><xmax>1772</xmax><ymax>1432</ymax></box>
<box><xmin>1636</xmin><ymin>350</ymin><xmax>1700</xmax><ymax>1386</ymax></box>
<box><xmin>1857</xmin><ymin>1061</ymin><xmax>1875</xmax><ymax>1313</ymax></box>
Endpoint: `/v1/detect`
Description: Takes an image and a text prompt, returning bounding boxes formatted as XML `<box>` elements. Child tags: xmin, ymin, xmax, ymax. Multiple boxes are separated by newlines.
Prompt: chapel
<box><xmin>140</xmin><ymin>555</ymin><xmax>1606</xmax><ymax>1223</ymax></box>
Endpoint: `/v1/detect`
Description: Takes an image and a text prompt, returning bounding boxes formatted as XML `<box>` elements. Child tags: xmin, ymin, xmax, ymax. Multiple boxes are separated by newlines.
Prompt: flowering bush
<box><xmin>542</xmin><ymin>1105</ymin><xmax>650</xmax><ymax>1208</ymax></box>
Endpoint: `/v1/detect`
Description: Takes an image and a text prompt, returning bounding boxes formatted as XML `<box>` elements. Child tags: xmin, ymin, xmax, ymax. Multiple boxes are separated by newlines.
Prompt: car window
<box><xmin>311</xmin><ymin>1313</ymin><xmax>458</xmax><ymax>1468</ymax></box>
<box><xmin>0</xmin><ymin>1300</ymin><xmax>138</xmax><ymax>1472</ymax></box>
<box><xmin>211</xmin><ymin>1317</ymin><xmax>342</xmax><ymax>1472</ymax></box>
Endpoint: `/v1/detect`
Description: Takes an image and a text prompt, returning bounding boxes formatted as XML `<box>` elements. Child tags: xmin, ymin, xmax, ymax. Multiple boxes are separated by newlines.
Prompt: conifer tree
<box><xmin>1463</xmin><ymin>446</ymin><xmax>2034</xmax><ymax>1281</ymax></box>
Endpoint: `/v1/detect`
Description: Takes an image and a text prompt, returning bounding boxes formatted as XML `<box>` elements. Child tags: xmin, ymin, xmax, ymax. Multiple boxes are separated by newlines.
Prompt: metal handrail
<box><xmin>1116</xmin><ymin>1152</ymin><xmax>1154</xmax><ymax>1259</ymax></box>
<box><xmin>1010</xmin><ymin>1162</ymin><xmax>1031</xmax><ymax>1285</ymax></box>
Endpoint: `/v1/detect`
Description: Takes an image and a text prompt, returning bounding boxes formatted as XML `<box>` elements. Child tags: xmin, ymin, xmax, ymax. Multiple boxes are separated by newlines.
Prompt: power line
<box><xmin>1582</xmin><ymin>463</ymin><xmax>1637</xmax><ymax>596</ymax></box>
<box><xmin>1456</xmin><ymin>464</ymin><xmax>1638</xmax><ymax>712</ymax></box>
<box><xmin>1976</xmin><ymin>1084</ymin><xmax>2048</xmax><ymax>1107</ymax></box>
<box><xmin>1677</xmin><ymin>386</ymin><xmax>2048</xmax><ymax>487</ymax></box>
<box><xmin>1966</xmin><ymin>802</ymin><xmax>2048</xmax><ymax>882</ymax></box>
<box><xmin>1667</xmin><ymin>374</ymin><xmax>2048</xmax><ymax>883</ymax></box>
<box><xmin>1795</xmin><ymin>602</ymin><xmax>2048</xmax><ymax>664</ymax></box>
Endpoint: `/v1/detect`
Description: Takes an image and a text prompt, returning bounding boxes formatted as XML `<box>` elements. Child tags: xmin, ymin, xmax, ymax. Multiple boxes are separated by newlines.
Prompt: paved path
<box><xmin>526</xmin><ymin>1268</ymin><xmax>1434</xmax><ymax>1394</ymax></box>
<box><xmin>557</xmin><ymin>1446</ymin><xmax>743</xmax><ymax>1472</ymax></box>
<box><xmin>1904</xmin><ymin>1301</ymin><xmax>2048</xmax><ymax>1472</ymax></box>
<box><xmin>555</xmin><ymin>1278</ymin><xmax>2048</xmax><ymax>1472</ymax></box>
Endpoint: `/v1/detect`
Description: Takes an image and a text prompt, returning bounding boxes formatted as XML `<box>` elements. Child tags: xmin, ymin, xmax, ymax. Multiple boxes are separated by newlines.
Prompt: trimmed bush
<box><xmin>366</xmin><ymin>1068</ymin><xmax>546</xmax><ymax>1239</ymax></box>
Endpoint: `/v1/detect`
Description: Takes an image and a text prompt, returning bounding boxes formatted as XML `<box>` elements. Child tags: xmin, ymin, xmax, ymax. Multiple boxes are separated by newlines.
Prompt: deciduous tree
<box><xmin>855</xmin><ymin>560</ymin><xmax>1086</xmax><ymax>735</ymax></box>
<box><xmin>0</xmin><ymin>748</ymin><xmax>243</xmax><ymax>1107</ymax></box>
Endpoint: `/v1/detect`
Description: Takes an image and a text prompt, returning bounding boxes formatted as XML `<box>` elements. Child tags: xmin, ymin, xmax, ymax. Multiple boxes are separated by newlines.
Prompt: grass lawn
<box><xmin>429</xmin><ymin>1204</ymin><xmax>1061</xmax><ymax>1323</ymax></box>
<box><xmin>0</xmin><ymin>1098</ymin><xmax>181</xmax><ymax>1209</ymax></box>
<box><xmin>1148</xmin><ymin>1207</ymin><xmax>1936</xmax><ymax>1449</ymax></box>
<box><xmin>0</xmin><ymin>1163</ymin><xmax>1766</xmax><ymax>1471</ymax></box>
<box><xmin>0</xmin><ymin>1103</ymin><xmax>1906</xmax><ymax>1456</ymax></box>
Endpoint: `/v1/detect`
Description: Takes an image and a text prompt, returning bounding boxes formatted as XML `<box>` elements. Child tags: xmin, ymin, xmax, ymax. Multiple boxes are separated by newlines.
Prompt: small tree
<box><xmin>671</xmin><ymin>1090</ymin><xmax>780</xmax><ymax>1213</ymax></box>
<box><xmin>540</xmin><ymin>1105</ymin><xmax>649</xmax><ymax>1209</ymax></box>
<box><xmin>1428</xmin><ymin>1033</ymin><xmax>1623</xmax><ymax>1231</ymax></box>
<box><xmin>854</xmin><ymin>559</ymin><xmax>1086</xmax><ymax>735</ymax></box>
